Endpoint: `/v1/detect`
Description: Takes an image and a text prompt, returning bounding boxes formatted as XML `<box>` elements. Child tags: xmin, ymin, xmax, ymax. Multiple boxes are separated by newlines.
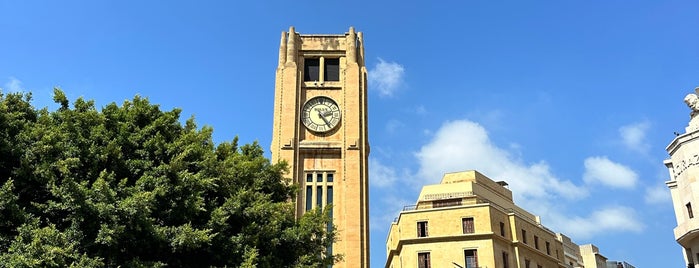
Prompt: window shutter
<box><xmin>425</xmin><ymin>253</ymin><xmax>431</xmax><ymax>268</ymax></box>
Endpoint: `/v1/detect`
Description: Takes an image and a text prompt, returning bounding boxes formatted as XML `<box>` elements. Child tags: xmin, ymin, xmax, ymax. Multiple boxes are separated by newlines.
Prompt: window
<box><xmin>304</xmin><ymin>58</ymin><xmax>320</xmax><ymax>81</ymax></box>
<box><xmin>305</xmin><ymin>186</ymin><xmax>312</xmax><ymax>211</ymax></box>
<box><xmin>534</xmin><ymin>236</ymin><xmax>539</xmax><ymax>249</ymax></box>
<box><xmin>500</xmin><ymin>222</ymin><xmax>505</xmax><ymax>236</ymax></box>
<box><xmin>462</xmin><ymin>218</ymin><xmax>475</xmax><ymax>234</ymax></box>
<box><xmin>305</xmin><ymin>171</ymin><xmax>335</xmax><ymax>263</ymax></box>
<box><xmin>418</xmin><ymin>252</ymin><xmax>431</xmax><ymax>268</ymax></box>
<box><xmin>465</xmin><ymin>249</ymin><xmax>478</xmax><ymax>268</ymax></box>
<box><xmin>324</xmin><ymin>58</ymin><xmax>340</xmax><ymax>81</ymax></box>
<box><xmin>304</xmin><ymin>172</ymin><xmax>334</xmax><ymax>212</ymax></box>
<box><xmin>546</xmin><ymin>241</ymin><xmax>551</xmax><ymax>255</ymax></box>
<box><xmin>537</xmin><ymin>265</ymin><xmax>542</xmax><ymax>268</ymax></box>
<box><xmin>502</xmin><ymin>252</ymin><xmax>509</xmax><ymax>268</ymax></box>
<box><xmin>327</xmin><ymin>186</ymin><xmax>333</xmax><ymax>206</ymax></box>
<box><xmin>521</xmin><ymin>229</ymin><xmax>527</xmax><ymax>243</ymax></box>
<box><xmin>525</xmin><ymin>259</ymin><xmax>530</xmax><ymax>268</ymax></box>
<box><xmin>304</xmin><ymin>57</ymin><xmax>340</xmax><ymax>82</ymax></box>
<box><xmin>417</xmin><ymin>221</ymin><xmax>429</xmax><ymax>237</ymax></box>
<box><xmin>688</xmin><ymin>202</ymin><xmax>694</xmax><ymax>219</ymax></box>
<box><xmin>316</xmin><ymin>186</ymin><xmax>323</xmax><ymax>207</ymax></box>
<box><xmin>326</xmin><ymin>186</ymin><xmax>333</xmax><ymax>262</ymax></box>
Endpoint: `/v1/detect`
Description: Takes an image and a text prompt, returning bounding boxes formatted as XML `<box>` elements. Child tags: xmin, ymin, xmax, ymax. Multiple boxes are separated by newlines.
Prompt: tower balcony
<box><xmin>674</xmin><ymin>217</ymin><xmax>699</xmax><ymax>247</ymax></box>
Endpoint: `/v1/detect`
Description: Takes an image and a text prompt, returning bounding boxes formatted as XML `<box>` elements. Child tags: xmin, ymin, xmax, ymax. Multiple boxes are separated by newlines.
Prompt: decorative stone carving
<box><xmin>685</xmin><ymin>87</ymin><xmax>699</xmax><ymax>132</ymax></box>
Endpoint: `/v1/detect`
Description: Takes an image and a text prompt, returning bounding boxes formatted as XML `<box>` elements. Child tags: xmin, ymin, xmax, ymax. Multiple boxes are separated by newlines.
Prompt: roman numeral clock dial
<box><xmin>301</xmin><ymin>96</ymin><xmax>341</xmax><ymax>133</ymax></box>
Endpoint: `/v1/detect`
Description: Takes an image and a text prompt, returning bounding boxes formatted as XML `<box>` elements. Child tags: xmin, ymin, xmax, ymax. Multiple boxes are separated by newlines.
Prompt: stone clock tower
<box><xmin>270</xmin><ymin>27</ymin><xmax>369</xmax><ymax>267</ymax></box>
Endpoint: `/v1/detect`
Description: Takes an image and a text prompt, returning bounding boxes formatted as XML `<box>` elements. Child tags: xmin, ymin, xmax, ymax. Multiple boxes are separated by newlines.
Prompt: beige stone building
<box><xmin>385</xmin><ymin>171</ymin><xmax>565</xmax><ymax>268</ymax></box>
<box><xmin>270</xmin><ymin>27</ymin><xmax>370</xmax><ymax>267</ymax></box>
<box><xmin>665</xmin><ymin>88</ymin><xmax>699</xmax><ymax>267</ymax></box>
<box><xmin>555</xmin><ymin>233</ymin><xmax>583</xmax><ymax>268</ymax></box>
<box><xmin>555</xmin><ymin>234</ymin><xmax>631</xmax><ymax>268</ymax></box>
<box><xmin>578</xmin><ymin>244</ymin><xmax>607</xmax><ymax>268</ymax></box>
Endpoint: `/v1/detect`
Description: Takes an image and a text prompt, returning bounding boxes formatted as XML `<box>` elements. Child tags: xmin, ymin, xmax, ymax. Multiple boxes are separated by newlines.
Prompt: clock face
<box><xmin>301</xmin><ymin>96</ymin><xmax>341</xmax><ymax>133</ymax></box>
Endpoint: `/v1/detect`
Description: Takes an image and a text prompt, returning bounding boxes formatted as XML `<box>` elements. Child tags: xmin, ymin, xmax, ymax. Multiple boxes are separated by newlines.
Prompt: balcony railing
<box><xmin>395</xmin><ymin>197</ymin><xmax>558</xmax><ymax>235</ymax></box>
<box><xmin>451</xmin><ymin>261</ymin><xmax>483</xmax><ymax>268</ymax></box>
<box><xmin>424</xmin><ymin>191</ymin><xmax>474</xmax><ymax>200</ymax></box>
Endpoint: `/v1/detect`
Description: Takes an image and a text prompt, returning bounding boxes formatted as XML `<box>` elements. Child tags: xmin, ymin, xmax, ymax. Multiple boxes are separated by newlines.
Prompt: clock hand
<box><xmin>322</xmin><ymin>111</ymin><xmax>333</xmax><ymax>117</ymax></box>
<box><xmin>318</xmin><ymin>111</ymin><xmax>332</xmax><ymax>126</ymax></box>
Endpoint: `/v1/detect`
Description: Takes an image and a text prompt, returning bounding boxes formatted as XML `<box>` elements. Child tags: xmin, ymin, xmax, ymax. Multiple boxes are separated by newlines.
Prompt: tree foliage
<box><xmin>0</xmin><ymin>89</ymin><xmax>337</xmax><ymax>267</ymax></box>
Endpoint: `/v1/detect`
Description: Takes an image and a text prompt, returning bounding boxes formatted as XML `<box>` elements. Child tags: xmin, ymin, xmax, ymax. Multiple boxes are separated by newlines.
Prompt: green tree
<box><xmin>0</xmin><ymin>89</ymin><xmax>338</xmax><ymax>267</ymax></box>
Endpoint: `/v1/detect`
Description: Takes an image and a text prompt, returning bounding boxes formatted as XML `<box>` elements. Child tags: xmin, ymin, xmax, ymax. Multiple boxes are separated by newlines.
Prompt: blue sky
<box><xmin>2</xmin><ymin>1</ymin><xmax>698</xmax><ymax>267</ymax></box>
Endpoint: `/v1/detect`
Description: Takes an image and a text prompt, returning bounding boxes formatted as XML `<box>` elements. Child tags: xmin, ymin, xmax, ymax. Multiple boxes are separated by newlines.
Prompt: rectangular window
<box><xmin>500</xmin><ymin>222</ymin><xmax>505</xmax><ymax>236</ymax></box>
<box><xmin>417</xmin><ymin>221</ymin><xmax>429</xmax><ymax>237</ymax></box>
<box><xmin>688</xmin><ymin>202</ymin><xmax>694</xmax><ymax>219</ymax></box>
<box><xmin>525</xmin><ymin>259</ymin><xmax>530</xmax><ymax>268</ymax></box>
<box><xmin>304</xmin><ymin>172</ymin><xmax>334</xmax><ymax>214</ymax></box>
<box><xmin>326</xmin><ymin>186</ymin><xmax>333</xmax><ymax>266</ymax></box>
<box><xmin>462</xmin><ymin>218</ymin><xmax>475</xmax><ymax>234</ymax></box>
<box><xmin>324</xmin><ymin>58</ymin><xmax>340</xmax><ymax>81</ymax></box>
<box><xmin>537</xmin><ymin>265</ymin><xmax>542</xmax><ymax>268</ymax></box>
<box><xmin>521</xmin><ymin>229</ymin><xmax>527</xmax><ymax>244</ymax></box>
<box><xmin>326</xmin><ymin>186</ymin><xmax>334</xmax><ymax>230</ymax></box>
<box><xmin>418</xmin><ymin>252</ymin><xmax>431</xmax><ymax>268</ymax></box>
<box><xmin>327</xmin><ymin>173</ymin><xmax>333</xmax><ymax>182</ymax></box>
<box><xmin>534</xmin><ymin>236</ymin><xmax>539</xmax><ymax>249</ymax></box>
<box><xmin>305</xmin><ymin>186</ymin><xmax>312</xmax><ymax>211</ymax></box>
<box><xmin>327</xmin><ymin>186</ymin><xmax>333</xmax><ymax>205</ymax></box>
<box><xmin>502</xmin><ymin>252</ymin><xmax>509</xmax><ymax>268</ymax></box>
<box><xmin>316</xmin><ymin>186</ymin><xmax>323</xmax><ymax>207</ymax></box>
<box><xmin>304</xmin><ymin>58</ymin><xmax>320</xmax><ymax>81</ymax></box>
<box><xmin>546</xmin><ymin>241</ymin><xmax>551</xmax><ymax>255</ymax></box>
<box><xmin>465</xmin><ymin>249</ymin><xmax>478</xmax><ymax>268</ymax></box>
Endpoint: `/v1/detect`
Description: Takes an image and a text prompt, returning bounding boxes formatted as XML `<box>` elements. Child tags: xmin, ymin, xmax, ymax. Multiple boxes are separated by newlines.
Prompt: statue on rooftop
<box><xmin>684</xmin><ymin>87</ymin><xmax>699</xmax><ymax>132</ymax></box>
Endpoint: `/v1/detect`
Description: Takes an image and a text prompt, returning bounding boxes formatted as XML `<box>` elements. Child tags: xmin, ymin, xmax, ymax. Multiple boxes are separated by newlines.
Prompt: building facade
<box><xmin>555</xmin><ymin>234</ymin><xmax>633</xmax><ymax>268</ymax></box>
<box><xmin>556</xmin><ymin>233</ymin><xmax>583</xmax><ymax>268</ymax></box>
<box><xmin>385</xmin><ymin>171</ymin><xmax>565</xmax><ymax>268</ymax></box>
<box><xmin>578</xmin><ymin>244</ymin><xmax>607</xmax><ymax>268</ymax></box>
<box><xmin>666</xmin><ymin>88</ymin><xmax>699</xmax><ymax>267</ymax></box>
<box><xmin>270</xmin><ymin>27</ymin><xmax>370</xmax><ymax>267</ymax></box>
<box><xmin>605</xmin><ymin>261</ymin><xmax>635</xmax><ymax>268</ymax></box>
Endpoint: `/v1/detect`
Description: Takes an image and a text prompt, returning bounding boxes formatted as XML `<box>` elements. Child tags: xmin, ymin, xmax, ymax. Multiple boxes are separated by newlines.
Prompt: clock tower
<box><xmin>270</xmin><ymin>27</ymin><xmax>370</xmax><ymax>267</ymax></box>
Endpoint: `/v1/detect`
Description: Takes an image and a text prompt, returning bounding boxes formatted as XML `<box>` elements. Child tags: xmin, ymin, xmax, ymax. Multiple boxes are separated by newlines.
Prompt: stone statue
<box><xmin>684</xmin><ymin>87</ymin><xmax>699</xmax><ymax>132</ymax></box>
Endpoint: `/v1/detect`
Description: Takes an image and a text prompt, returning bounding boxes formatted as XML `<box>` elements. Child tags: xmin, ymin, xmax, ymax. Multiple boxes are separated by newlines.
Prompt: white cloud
<box><xmin>619</xmin><ymin>121</ymin><xmax>651</xmax><ymax>152</ymax></box>
<box><xmin>372</xmin><ymin>118</ymin><xmax>645</xmax><ymax>240</ymax></box>
<box><xmin>414</xmin><ymin>119</ymin><xmax>587</xmax><ymax>201</ymax></box>
<box><xmin>3</xmin><ymin>77</ymin><xmax>24</xmax><ymax>92</ymax></box>
<box><xmin>582</xmin><ymin>156</ymin><xmax>638</xmax><ymax>189</ymax></box>
<box><xmin>368</xmin><ymin>58</ymin><xmax>404</xmax><ymax>97</ymax></box>
<box><xmin>550</xmin><ymin>206</ymin><xmax>644</xmax><ymax>239</ymax></box>
<box><xmin>645</xmin><ymin>185</ymin><xmax>671</xmax><ymax>204</ymax></box>
<box><xmin>369</xmin><ymin>158</ymin><xmax>399</xmax><ymax>188</ymax></box>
